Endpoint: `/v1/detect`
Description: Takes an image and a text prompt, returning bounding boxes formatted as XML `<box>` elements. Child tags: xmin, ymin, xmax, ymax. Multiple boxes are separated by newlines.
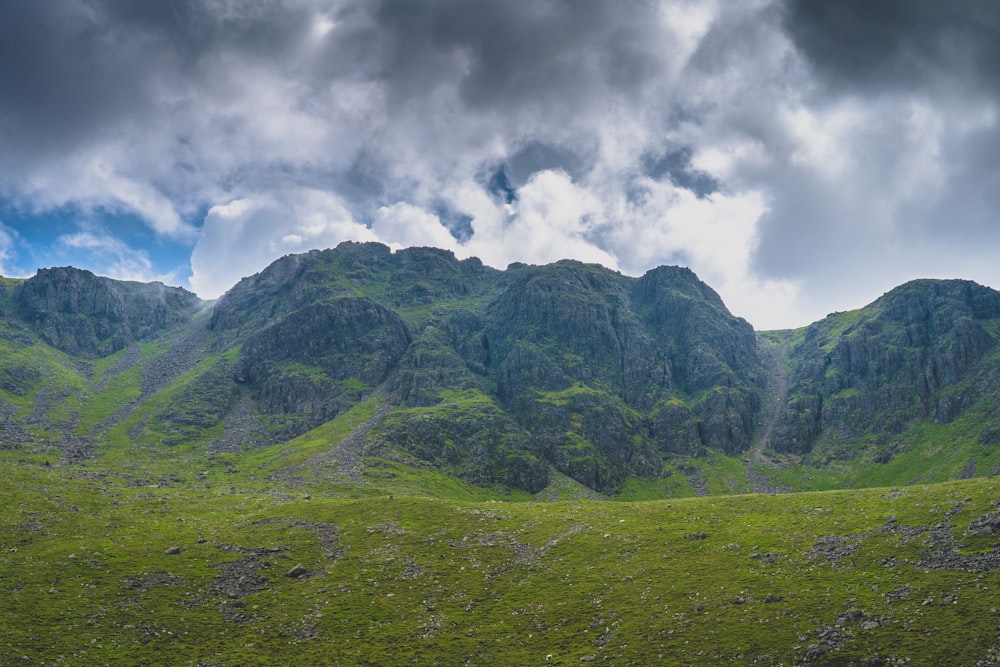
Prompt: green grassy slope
<box><xmin>9</xmin><ymin>253</ymin><xmax>1000</xmax><ymax>665</ymax></box>
<box><xmin>4</xmin><ymin>451</ymin><xmax>1000</xmax><ymax>666</ymax></box>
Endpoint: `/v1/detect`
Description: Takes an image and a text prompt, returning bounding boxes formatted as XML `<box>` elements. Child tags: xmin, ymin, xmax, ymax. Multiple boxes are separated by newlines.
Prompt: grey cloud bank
<box><xmin>1</xmin><ymin>0</ymin><xmax>999</xmax><ymax>330</ymax></box>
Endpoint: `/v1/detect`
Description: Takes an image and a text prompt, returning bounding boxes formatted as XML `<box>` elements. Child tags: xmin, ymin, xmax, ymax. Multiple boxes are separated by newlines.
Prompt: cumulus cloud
<box><xmin>190</xmin><ymin>187</ymin><xmax>377</xmax><ymax>298</ymax></box>
<box><xmin>371</xmin><ymin>203</ymin><xmax>459</xmax><ymax>252</ymax></box>
<box><xmin>461</xmin><ymin>170</ymin><xmax>619</xmax><ymax>270</ymax></box>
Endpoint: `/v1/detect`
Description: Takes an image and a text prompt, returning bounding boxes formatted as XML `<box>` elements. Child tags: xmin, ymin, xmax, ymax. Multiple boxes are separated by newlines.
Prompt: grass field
<box><xmin>4</xmin><ymin>447</ymin><xmax>1000</xmax><ymax>666</ymax></box>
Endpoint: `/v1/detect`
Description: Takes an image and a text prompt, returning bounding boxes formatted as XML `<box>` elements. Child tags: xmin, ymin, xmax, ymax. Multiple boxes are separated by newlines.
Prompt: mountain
<box><xmin>7</xmin><ymin>244</ymin><xmax>1000</xmax><ymax>665</ymax></box>
<box><xmin>13</xmin><ymin>266</ymin><xmax>201</xmax><ymax>357</ymax></box>
<box><xmin>2</xmin><ymin>243</ymin><xmax>1000</xmax><ymax>495</ymax></box>
<box><xmin>207</xmin><ymin>243</ymin><xmax>762</xmax><ymax>494</ymax></box>
<box><xmin>768</xmin><ymin>279</ymin><xmax>1000</xmax><ymax>474</ymax></box>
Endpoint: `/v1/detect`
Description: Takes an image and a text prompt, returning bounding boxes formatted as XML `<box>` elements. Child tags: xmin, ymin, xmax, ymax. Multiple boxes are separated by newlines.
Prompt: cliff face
<box><xmin>5</xmin><ymin>244</ymin><xmax>1000</xmax><ymax>496</ymax></box>
<box><xmin>234</xmin><ymin>297</ymin><xmax>413</xmax><ymax>436</ymax></box>
<box><xmin>774</xmin><ymin>279</ymin><xmax>1000</xmax><ymax>454</ymax></box>
<box><xmin>17</xmin><ymin>267</ymin><xmax>202</xmax><ymax>357</ymax></box>
<box><xmin>632</xmin><ymin>266</ymin><xmax>761</xmax><ymax>453</ymax></box>
<box><xmin>206</xmin><ymin>244</ymin><xmax>763</xmax><ymax>492</ymax></box>
<box><xmin>476</xmin><ymin>260</ymin><xmax>761</xmax><ymax>491</ymax></box>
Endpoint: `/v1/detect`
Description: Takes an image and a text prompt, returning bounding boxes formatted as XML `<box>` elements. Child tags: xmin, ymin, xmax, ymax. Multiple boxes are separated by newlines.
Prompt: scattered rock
<box><xmin>206</xmin><ymin>551</ymin><xmax>275</xmax><ymax>623</ymax></box>
<box><xmin>287</xmin><ymin>563</ymin><xmax>308</xmax><ymax>578</ymax></box>
<box><xmin>969</xmin><ymin>511</ymin><xmax>1000</xmax><ymax>536</ymax></box>
<box><xmin>368</xmin><ymin>521</ymin><xmax>407</xmax><ymax>535</ymax></box>
<box><xmin>800</xmin><ymin>625</ymin><xmax>847</xmax><ymax>663</ymax></box>
<box><xmin>293</xmin><ymin>624</ymin><xmax>319</xmax><ymax>640</ymax></box>
<box><xmin>750</xmin><ymin>551</ymin><xmax>783</xmax><ymax>564</ymax></box>
<box><xmin>399</xmin><ymin>560</ymin><xmax>424</xmax><ymax>581</ymax></box>
<box><xmin>808</xmin><ymin>534</ymin><xmax>858</xmax><ymax>561</ymax></box>
<box><xmin>125</xmin><ymin>572</ymin><xmax>185</xmax><ymax>591</ymax></box>
<box><xmin>164</xmin><ymin>546</ymin><xmax>182</xmax><ymax>555</ymax></box>
<box><xmin>886</xmin><ymin>585</ymin><xmax>912</xmax><ymax>602</ymax></box>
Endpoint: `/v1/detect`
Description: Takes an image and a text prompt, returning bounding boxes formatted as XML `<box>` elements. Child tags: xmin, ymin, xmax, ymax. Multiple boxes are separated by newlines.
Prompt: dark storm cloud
<box><xmin>642</xmin><ymin>147</ymin><xmax>719</xmax><ymax>198</ymax></box>
<box><xmin>0</xmin><ymin>0</ymin><xmax>315</xmax><ymax>162</ymax></box>
<box><xmin>0</xmin><ymin>0</ymin><xmax>673</xmax><ymax>172</ymax></box>
<box><xmin>781</xmin><ymin>0</ymin><xmax>1000</xmax><ymax>95</ymax></box>
<box><xmin>0</xmin><ymin>0</ymin><xmax>803</xmax><ymax>322</ymax></box>
<box><xmin>369</xmin><ymin>0</ymin><xmax>667</xmax><ymax>111</ymax></box>
<box><xmin>0</xmin><ymin>2</ymin><xmax>153</xmax><ymax>157</ymax></box>
<box><xmin>775</xmin><ymin>0</ymin><xmax>1000</xmax><ymax>253</ymax></box>
<box><xmin>505</xmin><ymin>142</ymin><xmax>592</xmax><ymax>186</ymax></box>
<box><xmin>0</xmin><ymin>0</ymin><xmax>678</xmax><ymax>202</ymax></box>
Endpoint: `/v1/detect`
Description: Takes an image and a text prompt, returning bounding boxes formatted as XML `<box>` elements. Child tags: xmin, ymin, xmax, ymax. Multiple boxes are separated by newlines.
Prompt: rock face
<box><xmin>17</xmin><ymin>267</ymin><xmax>202</xmax><ymax>357</ymax></box>
<box><xmin>208</xmin><ymin>243</ymin><xmax>764</xmax><ymax>493</ymax></box>
<box><xmin>366</xmin><ymin>391</ymin><xmax>550</xmax><ymax>492</ymax></box>
<box><xmin>478</xmin><ymin>260</ymin><xmax>761</xmax><ymax>489</ymax></box>
<box><xmin>234</xmin><ymin>297</ymin><xmax>412</xmax><ymax>436</ymax></box>
<box><xmin>774</xmin><ymin>279</ymin><xmax>1000</xmax><ymax>454</ymax></box>
<box><xmin>6</xmin><ymin>243</ymin><xmax>1000</xmax><ymax>495</ymax></box>
<box><xmin>632</xmin><ymin>265</ymin><xmax>761</xmax><ymax>453</ymax></box>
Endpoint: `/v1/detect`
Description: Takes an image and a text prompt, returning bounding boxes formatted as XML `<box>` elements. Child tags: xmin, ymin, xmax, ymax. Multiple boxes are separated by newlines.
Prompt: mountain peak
<box><xmin>16</xmin><ymin>266</ymin><xmax>202</xmax><ymax>357</ymax></box>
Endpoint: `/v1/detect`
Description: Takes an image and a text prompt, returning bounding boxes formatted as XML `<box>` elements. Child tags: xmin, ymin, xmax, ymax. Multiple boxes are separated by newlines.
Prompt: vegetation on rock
<box><xmin>5</xmin><ymin>244</ymin><xmax>1000</xmax><ymax>663</ymax></box>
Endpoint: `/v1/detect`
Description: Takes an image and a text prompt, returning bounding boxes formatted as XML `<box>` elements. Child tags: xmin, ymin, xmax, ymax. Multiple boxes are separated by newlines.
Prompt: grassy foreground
<box><xmin>3</xmin><ymin>456</ymin><xmax>1000</xmax><ymax>666</ymax></box>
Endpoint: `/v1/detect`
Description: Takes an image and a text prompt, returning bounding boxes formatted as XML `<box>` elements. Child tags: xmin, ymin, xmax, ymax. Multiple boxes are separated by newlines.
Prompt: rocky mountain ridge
<box><xmin>2</xmin><ymin>243</ymin><xmax>1000</xmax><ymax>496</ymax></box>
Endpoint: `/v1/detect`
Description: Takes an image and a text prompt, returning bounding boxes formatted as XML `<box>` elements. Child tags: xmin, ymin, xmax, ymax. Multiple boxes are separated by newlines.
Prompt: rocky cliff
<box><xmin>16</xmin><ymin>267</ymin><xmax>202</xmax><ymax>357</ymax></box>
<box><xmin>773</xmin><ymin>279</ymin><xmax>1000</xmax><ymax>455</ymax></box>
<box><xmin>4</xmin><ymin>244</ymin><xmax>1000</xmax><ymax>495</ymax></box>
<box><xmin>204</xmin><ymin>243</ymin><xmax>763</xmax><ymax>492</ymax></box>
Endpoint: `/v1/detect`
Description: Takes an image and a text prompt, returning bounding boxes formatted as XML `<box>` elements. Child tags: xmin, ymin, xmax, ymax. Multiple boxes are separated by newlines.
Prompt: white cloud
<box><xmin>22</xmin><ymin>147</ymin><xmax>196</xmax><ymax>240</ymax></box>
<box><xmin>58</xmin><ymin>231</ymin><xmax>175</xmax><ymax>284</ymax></box>
<box><xmin>371</xmin><ymin>203</ymin><xmax>459</xmax><ymax>252</ymax></box>
<box><xmin>457</xmin><ymin>170</ymin><xmax>620</xmax><ymax>270</ymax></box>
<box><xmin>443</xmin><ymin>167</ymin><xmax>797</xmax><ymax>327</ymax></box>
<box><xmin>0</xmin><ymin>223</ymin><xmax>20</xmax><ymax>277</ymax></box>
<box><xmin>597</xmin><ymin>174</ymin><xmax>800</xmax><ymax>328</ymax></box>
<box><xmin>9</xmin><ymin>0</ymin><xmax>1000</xmax><ymax>329</ymax></box>
<box><xmin>190</xmin><ymin>187</ymin><xmax>377</xmax><ymax>299</ymax></box>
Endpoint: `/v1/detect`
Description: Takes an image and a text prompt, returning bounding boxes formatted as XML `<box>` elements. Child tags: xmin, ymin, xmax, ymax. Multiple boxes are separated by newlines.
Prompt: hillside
<box><xmin>5</xmin><ymin>245</ymin><xmax>1000</xmax><ymax>664</ymax></box>
<box><xmin>762</xmin><ymin>279</ymin><xmax>1000</xmax><ymax>491</ymax></box>
<box><xmin>0</xmin><ymin>244</ymin><xmax>767</xmax><ymax>496</ymax></box>
<box><xmin>4</xmin><ymin>459</ymin><xmax>1000</xmax><ymax>665</ymax></box>
<box><xmin>3</xmin><ymin>243</ymin><xmax>1000</xmax><ymax>497</ymax></box>
<box><xmin>0</xmin><ymin>243</ymin><xmax>1000</xmax><ymax>498</ymax></box>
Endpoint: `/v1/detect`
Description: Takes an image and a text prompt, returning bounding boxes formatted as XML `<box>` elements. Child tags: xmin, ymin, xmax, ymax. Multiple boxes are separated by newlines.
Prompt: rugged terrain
<box><xmin>4</xmin><ymin>243</ymin><xmax>1000</xmax><ymax>664</ymax></box>
<box><xmin>3</xmin><ymin>242</ymin><xmax>1000</xmax><ymax>496</ymax></box>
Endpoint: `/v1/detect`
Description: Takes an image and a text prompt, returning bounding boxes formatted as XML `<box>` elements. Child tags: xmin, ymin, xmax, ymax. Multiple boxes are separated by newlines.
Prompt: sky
<box><xmin>1</xmin><ymin>0</ymin><xmax>999</xmax><ymax>330</ymax></box>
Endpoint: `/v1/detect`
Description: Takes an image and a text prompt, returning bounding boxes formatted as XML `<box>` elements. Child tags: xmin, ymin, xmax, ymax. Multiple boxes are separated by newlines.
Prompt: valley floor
<box><xmin>4</xmin><ymin>456</ymin><xmax>1000</xmax><ymax>666</ymax></box>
